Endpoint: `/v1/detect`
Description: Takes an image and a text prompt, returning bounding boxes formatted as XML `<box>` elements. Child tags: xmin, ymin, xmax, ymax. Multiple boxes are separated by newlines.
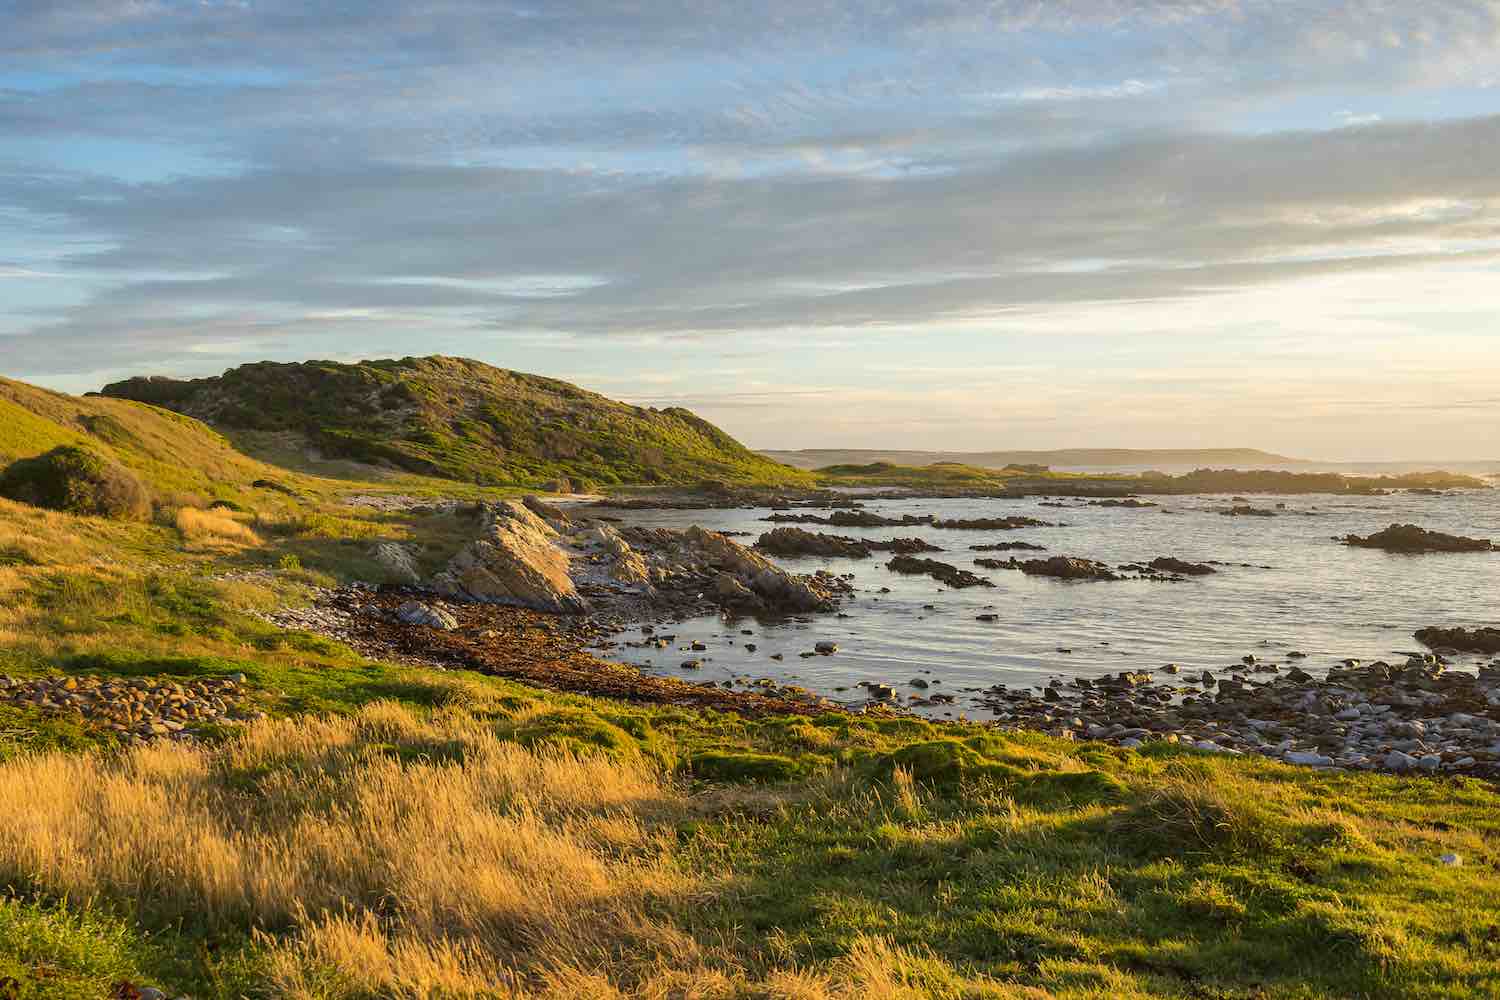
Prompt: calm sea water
<box><xmin>593</xmin><ymin>488</ymin><xmax>1500</xmax><ymax>718</ymax></box>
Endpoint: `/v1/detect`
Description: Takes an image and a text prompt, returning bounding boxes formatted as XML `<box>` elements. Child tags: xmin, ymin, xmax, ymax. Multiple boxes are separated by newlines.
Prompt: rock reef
<box><xmin>754</xmin><ymin>526</ymin><xmax>940</xmax><ymax>559</ymax></box>
<box><xmin>1343</xmin><ymin>523</ymin><xmax>1495</xmax><ymax>554</ymax></box>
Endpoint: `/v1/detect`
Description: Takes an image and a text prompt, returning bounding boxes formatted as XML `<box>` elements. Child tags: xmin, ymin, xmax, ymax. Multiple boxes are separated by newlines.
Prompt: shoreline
<box><xmin>264</xmin><ymin>579</ymin><xmax>1500</xmax><ymax>781</ymax></box>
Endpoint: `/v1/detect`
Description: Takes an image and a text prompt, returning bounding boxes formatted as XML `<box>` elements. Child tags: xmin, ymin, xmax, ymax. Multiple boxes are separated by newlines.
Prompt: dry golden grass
<box><xmin>0</xmin><ymin>704</ymin><xmax>687</xmax><ymax>995</ymax></box>
<box><xmin>0</xmin><ymin>703</ymin><xmax>1022</xmax><ymax>999</ymax></box>
<box><xmin>173</xmin><ymin>505</ymin><xmax>260</xmax><ymax>547</ymax></box>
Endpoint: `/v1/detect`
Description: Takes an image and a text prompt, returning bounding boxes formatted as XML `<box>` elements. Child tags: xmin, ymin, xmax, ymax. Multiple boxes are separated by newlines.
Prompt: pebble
<box><xmin>0</xmin><ymin>674</ymin><xmax>257</xmax><ymax>742</ymax></box>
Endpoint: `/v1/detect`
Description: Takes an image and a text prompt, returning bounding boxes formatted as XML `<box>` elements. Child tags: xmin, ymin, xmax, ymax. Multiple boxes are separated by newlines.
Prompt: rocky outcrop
<box><xmin>755</xmin><ymin>527</ymin><xmax>940</xmax><ymax>559</ymax></box>
<box><xmin>1415</xmin><ymin>626</ymin><xmax>1500</xmax><ymax>654</ymax></box>
<box><xmin>756</xmin><ymin>527</ymin><xmax>872</xmax><ymax>558</ymax></box>
<box><xmin>1147</xmin><ymin>556</ymin><xmax>1216</xmax><ymax>576</ymax></box>
<box><xmin>1344</xmin><ymin>524</ymin><xmax>1495</xmax><ymax>554</ymax></box>
<box><xmin>970</xmin><ymin>541</ymin><xmax>1046</xmax><ymax>552</ymax></box>
<box><xmin>588</xmin><ymin>524</ymin><xmax>653</xmax><ymax>588</ymax></box>
<box><xmin>682</xmin><ymin>526</ymin><xmax>839</xmax><ymax>612</ymax></box>
<box><xmin>885</xmin><ymin>556</ymin><xmax>994</xmax><ymax>588</ymax></box>
<box><xmin>432</xmin><ymin>501</ymin><xmax>589</xmax><ymax>613</ymax></box>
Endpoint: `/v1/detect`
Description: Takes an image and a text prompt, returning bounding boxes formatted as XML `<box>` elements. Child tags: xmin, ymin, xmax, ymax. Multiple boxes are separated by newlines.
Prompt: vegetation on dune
<box><xmin>101</xmin><ymin>356</ymin><xmax>811</xmax><ymax>489</ymax></box>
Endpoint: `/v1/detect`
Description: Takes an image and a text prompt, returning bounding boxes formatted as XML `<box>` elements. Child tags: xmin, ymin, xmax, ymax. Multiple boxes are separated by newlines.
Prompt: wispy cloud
<box><xmin>4</xmin><ymin>1</ymin><xmax>1500</xmax><ymax>456</ymax></box>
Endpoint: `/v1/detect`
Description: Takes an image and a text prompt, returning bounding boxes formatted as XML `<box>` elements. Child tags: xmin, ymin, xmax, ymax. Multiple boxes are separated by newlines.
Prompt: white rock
<box><xmin>369</xmin><ymin>542</ymin><xmax>422</xmax><ymax>584</ymax></box>
<box><xmin>396</xmin><ymin>600</ymin><xmax>458</xmax><ymax>630</ymax></box>
<box><xmin>1284</xmin><ymin>750</ymin><xmax>1334</xmax><ymax>767</ymax></box>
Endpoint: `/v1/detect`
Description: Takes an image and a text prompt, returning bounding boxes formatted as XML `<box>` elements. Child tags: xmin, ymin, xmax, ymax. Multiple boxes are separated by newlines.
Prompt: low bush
<box><xmin>0</xmin><ymin>445</ymin><xmax>151</xmax><ymax>521</ymax></box>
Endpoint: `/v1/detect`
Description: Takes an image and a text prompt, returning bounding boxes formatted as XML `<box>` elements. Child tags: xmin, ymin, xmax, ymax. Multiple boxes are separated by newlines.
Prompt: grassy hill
<box><xmin>101</xmin><ymin>356</ymin><xmax>809</xmax><ymax>489</ymax></box>
<box><xmin>0</xmin><ymin>376</ymin><xmax>295</xmax><ymax>502</ymax></box>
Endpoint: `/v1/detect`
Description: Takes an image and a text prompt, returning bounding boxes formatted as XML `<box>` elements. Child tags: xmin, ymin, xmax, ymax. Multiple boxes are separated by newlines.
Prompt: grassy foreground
<box><xmin>0</xmin><ymin>383</ymin><xmax>1497</xmax><ymax>997</ymax></box>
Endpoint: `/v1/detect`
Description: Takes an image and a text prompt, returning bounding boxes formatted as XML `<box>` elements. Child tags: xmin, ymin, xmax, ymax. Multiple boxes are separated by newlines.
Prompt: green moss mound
<box><xmin>506</xmin><ymin>707</ymin><xmax>663</xmax><ymax>763</ymax></box>
<box><xmin>690</xmin><ymin>750</ymin><xmax>804</xmax><ymax>783</ymax></box>
<box><xmin>0</xmin><ymin>445</ymin><xmax>151</xmax><ymax>521</ymax></box>
<box><xmin>875</xmin><ymin>739</ymin><xmax>1009</xmax><ymax>789</ymax></box>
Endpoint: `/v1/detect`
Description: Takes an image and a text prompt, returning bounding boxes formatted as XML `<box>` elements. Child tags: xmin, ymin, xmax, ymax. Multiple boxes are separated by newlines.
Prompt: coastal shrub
<box><xmin>0</xmin><ymin>445</ymin><xmax>150</xmax><ymax>521</ymax></box>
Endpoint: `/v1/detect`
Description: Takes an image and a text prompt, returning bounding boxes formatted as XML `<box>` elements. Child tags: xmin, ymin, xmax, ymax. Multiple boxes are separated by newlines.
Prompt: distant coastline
<box><xmin>759</xmin><ymin>447</ymin><xmax>1305</xmax><ymax>470</ymax></box>
<box><xmin>760</xmin><ymin>447</ymin><xmax>1500</xmax><ymax>476</ymax></box>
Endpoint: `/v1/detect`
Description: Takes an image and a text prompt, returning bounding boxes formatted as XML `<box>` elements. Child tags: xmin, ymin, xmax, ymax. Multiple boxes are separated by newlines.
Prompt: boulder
<box><xmin>432</xmin><ymin>501</ymin><xmax>588</xmax><ymax>613</ymax></box>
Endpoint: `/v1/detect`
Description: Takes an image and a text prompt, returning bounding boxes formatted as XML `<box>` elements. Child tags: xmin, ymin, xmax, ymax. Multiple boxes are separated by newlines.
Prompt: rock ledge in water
<box><xmin>1344</xmin><ymin>523</ymin><xmax>1495</xmax><ymax>554</ymax></box>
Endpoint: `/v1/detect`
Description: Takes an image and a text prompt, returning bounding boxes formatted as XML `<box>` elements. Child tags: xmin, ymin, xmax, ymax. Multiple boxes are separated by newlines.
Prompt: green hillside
<box><xmin>0</xmin><ymin>376</ymin><xmax>292</xmax><ymax>500</ymax></box>
<box><xmin>100</xmin><ymin>356</ymin><xmax>808</xmax><ymax>489</ymax></box>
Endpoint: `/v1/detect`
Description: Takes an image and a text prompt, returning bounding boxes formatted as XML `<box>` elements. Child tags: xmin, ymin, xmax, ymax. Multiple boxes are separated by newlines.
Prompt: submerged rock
<box><xmin>930</xmin><ymin>516</ymin><xmax>1054</xmax><ymax>530</ymax></box>
<box><xmin>1219</xmin><ymin>505</ymin><xmax>1277</xmax><ymax>517</ymax></box>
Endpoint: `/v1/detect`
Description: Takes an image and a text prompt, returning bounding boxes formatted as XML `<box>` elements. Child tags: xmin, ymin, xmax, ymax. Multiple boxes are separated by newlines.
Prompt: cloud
<box><xmin>5</xmin><ymin>1</ymin><xmax>1500</xmax><ymax>456</ymax></box>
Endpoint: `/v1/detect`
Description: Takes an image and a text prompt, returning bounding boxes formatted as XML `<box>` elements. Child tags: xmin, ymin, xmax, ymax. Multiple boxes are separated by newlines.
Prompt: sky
<box><xmin>2</xmin><ymin>1</ymin><xmax>1500</xmax><ymax>460</ymax></box>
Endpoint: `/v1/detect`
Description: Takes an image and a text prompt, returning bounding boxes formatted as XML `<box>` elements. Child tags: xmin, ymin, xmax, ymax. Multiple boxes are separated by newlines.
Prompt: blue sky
<box><xmin>3</xmin><ymin>1</ymin><xmax>1500</xmax><ymax>459</ymax></box>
